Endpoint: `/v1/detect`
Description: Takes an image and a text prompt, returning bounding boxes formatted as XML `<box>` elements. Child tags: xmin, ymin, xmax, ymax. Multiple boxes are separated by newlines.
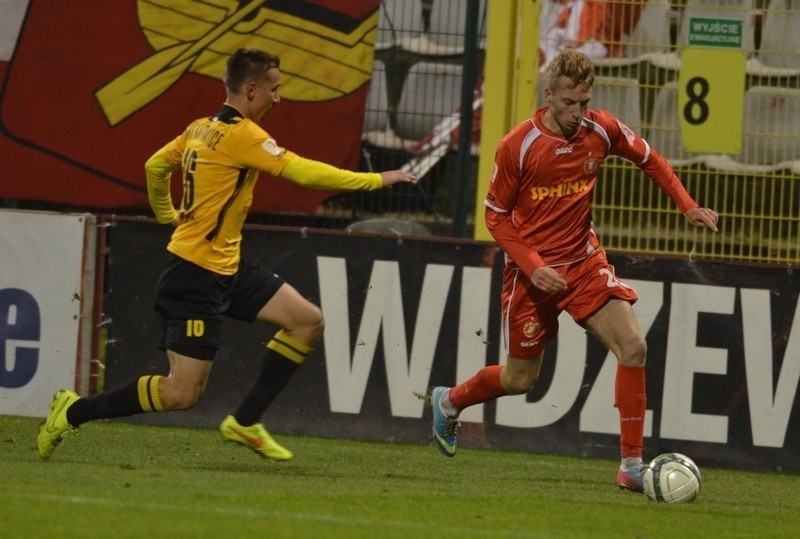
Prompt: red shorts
<box><xmin>501</xmin><ymin>249</ymin><xmax>638</xmax><ymax>359</ymax></box>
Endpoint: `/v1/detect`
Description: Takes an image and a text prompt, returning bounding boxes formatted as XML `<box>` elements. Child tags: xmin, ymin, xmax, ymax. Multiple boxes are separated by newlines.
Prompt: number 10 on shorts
<box><xmin>186</xmin><ymin>319</ymin><xmax>205</xmax><ymax>337</ymax></box>
<box><xmin>678</xmin><ymin>47</ymin><xmax>745</xmax><ymax>155</ymax></box>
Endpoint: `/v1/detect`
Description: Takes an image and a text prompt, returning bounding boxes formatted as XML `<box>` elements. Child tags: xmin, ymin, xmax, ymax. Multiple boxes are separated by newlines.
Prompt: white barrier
<box><xmin>0</xmin><ymin>209</ymin><xmax>97</xmax><ymax>417</ymax></box>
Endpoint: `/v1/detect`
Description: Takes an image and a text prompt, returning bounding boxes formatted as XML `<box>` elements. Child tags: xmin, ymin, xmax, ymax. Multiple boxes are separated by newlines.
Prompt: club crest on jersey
<box><xmin>523</xmin><ymin>319</ymin><xmax>540</xmax><ymax>338</ymax></box>
<box><xmin>583</xmin><ymin>156</ymin><xmax>599</xmax><ymax>174</ymax></box>
<box><xmin>261</xmin><ymin>138</ymin><xmax>286</xmax><ymax>158</ymax></box>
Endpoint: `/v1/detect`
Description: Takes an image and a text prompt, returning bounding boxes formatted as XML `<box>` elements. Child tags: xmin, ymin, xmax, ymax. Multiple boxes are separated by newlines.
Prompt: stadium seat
<box><xmin>749</xmin><ymin>0</ymin><xmax>800</xmax><ymax>76</ymax></box>
<box><xmin>345</xmin><ymin>218</ymin><xmax>432</xmax><ymax>236</ymax></box>
<box><xmin>647</xmin><ymin>81</ymin><xmax>708</xmax><ymax>165</ymax></box>
<box><xmin>590</xmin><ymin>0</ymin><xmax>674</xmax><ymax>67</ymax></box>
<box><xmin>362</xmin><ymin>60</ymin><xmax>409</xmax><ymax>150</ymax></box>
<box><xmin>739</xmin><ymin>86</ymin><xmax>800</xmax><ymax>167</ymax></box>
<box><xmin>375</xmin><ymin>0</ymin><xmax>425</xmax><ymax>51</ymax></box>
<box><xmin>539</xmin><ymin>0</ymin><xmax>672</xmax><ymax>67</ymax></box>
<box><xmin>394</xmin><ymin>62</ymin><xmax>464</xmax><ymax>142</ymax></box>
<box><xmin>591</xmin><ymin>76</ymin><xmax>643</xmax><ymax>132</ymax></box>
<box><xmin>626</xmin><ymin>0</ymin><xmax>673</xmax><ymax>59</ymax></box>
<box><xmin>646</xmin><ymin>84</ymin><xmax>800</xmax><ymax>173</ymax></box>
<box><xmin>401</xmin><ymin>0</ymin><xmax>487</xmax><ymax>56</ymax></box>
<box><xmin>363</xmin><ymin>60</ymin><xmax>388</xmax><ymax>134</ymax></box>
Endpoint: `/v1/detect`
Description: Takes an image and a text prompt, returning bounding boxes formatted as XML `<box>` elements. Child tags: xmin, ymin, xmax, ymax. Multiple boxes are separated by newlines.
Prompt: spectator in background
<box><xmin>540</xmin><ymin>0</ymin><xmax>646</xmax><ymax>63</ymax></box>
<box><xmin>601</xmin><ymin>0</ymin><xmax>647</xmax><ymax>57</ymax></box>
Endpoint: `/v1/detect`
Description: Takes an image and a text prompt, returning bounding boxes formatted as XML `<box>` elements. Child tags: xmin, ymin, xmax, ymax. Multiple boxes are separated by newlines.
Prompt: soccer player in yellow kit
<box><xmin>37</xmin><ymin>48</ymin><xmax>415</xmax><ymax>461</ymax></box>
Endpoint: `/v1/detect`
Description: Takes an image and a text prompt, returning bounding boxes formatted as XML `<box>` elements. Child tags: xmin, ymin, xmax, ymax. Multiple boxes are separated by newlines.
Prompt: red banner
<box><xmin>0</xmin><ymin>0</ymin><xmax>379</xmax><ymax>212</ymax></box>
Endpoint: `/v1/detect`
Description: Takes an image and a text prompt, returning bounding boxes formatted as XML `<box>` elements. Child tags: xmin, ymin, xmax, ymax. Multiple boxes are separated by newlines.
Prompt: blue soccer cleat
<box><xmin>616</xmin><ymin>463</ymin><xmax>648</xmax><ymax>492</ymax></box>
<box><xmin>430</xmin><ymin>386</ymin><xmax>459</xmax><ymax>457</ymax></box>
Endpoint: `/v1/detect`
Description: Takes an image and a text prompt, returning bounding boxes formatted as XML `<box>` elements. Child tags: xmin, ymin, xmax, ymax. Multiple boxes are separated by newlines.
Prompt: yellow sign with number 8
<box><xmin>678</xmin><ymin>47</ymin><xmax>746</xmax><ymax>154</ymax></box>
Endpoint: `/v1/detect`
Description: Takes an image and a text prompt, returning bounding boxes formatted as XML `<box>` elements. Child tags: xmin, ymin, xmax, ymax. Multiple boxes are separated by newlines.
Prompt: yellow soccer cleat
<box><xmin>219</xmin><ymin>415</ymin><xmax>293</xmax><ymax>461</ymax></box>
<box><xmin>37</xmin><ymin>389</ymin><xmax>80</xmax><ymax>460</ymax></box>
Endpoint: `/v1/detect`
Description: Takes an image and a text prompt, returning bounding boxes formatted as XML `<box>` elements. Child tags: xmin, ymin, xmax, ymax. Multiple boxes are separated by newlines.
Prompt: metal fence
<box><xmin>8</xmin><ymin>1</ymin><xmax>795</xmax><ymax>264</ymax></box>
<box><xmin>336</xmin><ymin>0</ymin><xmax>799</xmax><ymax>265</ymax></box>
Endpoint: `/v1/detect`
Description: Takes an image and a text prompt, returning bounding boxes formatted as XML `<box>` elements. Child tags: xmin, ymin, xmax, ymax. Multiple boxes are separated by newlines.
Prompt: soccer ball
<box><xmin>643</xmin><ymin>453</ymin><xmax>702</xmax><ymax>503</ymax></box>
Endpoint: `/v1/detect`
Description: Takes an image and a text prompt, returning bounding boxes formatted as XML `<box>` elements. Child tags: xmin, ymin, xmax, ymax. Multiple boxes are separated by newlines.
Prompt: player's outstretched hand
<box><xmin>685</xmin><ymin>207</ymin><xmax>719</xmax><ymax>232</ymax></box>
<box><xmin>380</xmin><ymin>170</ymin><xmax>416</xmax><ymax>188</ymax></box>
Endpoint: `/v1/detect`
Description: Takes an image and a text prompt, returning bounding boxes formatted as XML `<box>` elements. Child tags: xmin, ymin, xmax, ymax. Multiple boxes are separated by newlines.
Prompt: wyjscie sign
<box><xmin>687</xmin><ymin>17</ymin><xmax>744</xmax><ymax>48</ymax></box>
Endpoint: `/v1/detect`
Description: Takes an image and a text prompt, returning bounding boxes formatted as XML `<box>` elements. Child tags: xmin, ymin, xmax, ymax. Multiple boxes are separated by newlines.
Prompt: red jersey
<box><xmin>484</xmin><ymin>106</ymin><xmax>698</xmax><ymax>277</ymax></box>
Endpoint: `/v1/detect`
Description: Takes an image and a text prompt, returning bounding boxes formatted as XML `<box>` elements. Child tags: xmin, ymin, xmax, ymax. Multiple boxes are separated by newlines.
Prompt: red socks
<box><xmin>448</xmin><ymin>365</ymin><xmax>506</xmax><ymax>412</ymax></box>
<box><xmin>615</xmin><ymin>364</ymin><xmax>646</xmax><ymax>459</ymax></box>
<box><xmin>448</xmin><ymin>363</ymin><xmax>645</xmax><ymax>461</ymax></box>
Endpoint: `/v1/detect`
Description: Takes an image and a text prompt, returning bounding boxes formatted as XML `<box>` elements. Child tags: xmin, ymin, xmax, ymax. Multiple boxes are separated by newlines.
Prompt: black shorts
<box><xmin>154</xmin><ymin>254</ymin><xmax>285</xmax><ymax>360</ymax></box>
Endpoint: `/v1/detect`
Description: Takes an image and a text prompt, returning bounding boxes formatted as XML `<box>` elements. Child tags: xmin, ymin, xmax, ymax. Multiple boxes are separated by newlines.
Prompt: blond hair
<box><xmin>546</xmin><ymin>49</ymin><xmax>595</xmax><ymax>91</ymax></box>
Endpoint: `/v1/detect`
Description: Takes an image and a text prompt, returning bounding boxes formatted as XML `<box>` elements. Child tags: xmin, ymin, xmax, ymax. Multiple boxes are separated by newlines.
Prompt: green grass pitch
<box><xmin>1</xmin><ymin>415</ymin><xmax>798</xmax><ymax>538</ymax></box>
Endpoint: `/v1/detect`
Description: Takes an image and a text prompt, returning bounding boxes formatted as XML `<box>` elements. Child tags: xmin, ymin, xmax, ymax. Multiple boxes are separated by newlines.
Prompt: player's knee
<box><xmin>300</xmin><ymin>306</ymin><xmax>325</xmax><ymax>344</ymax></box>
<box><xmin>159</xmin><ymin>386</ymin><xmax>202</xmax><ymax>411</ymax></box>
<box><xmin>619</xmin><ymin>337</ymin><xmax>647</xmax><ymax>367</ymax></box>
<box><xmin>169</xmin><ymin>394</ymin><xmax>201</xmax><ymax>411</ymax></box>
<box><xmin>279</xmin><ymin>307</ymin><xmax>324</xmax><ymax>354</ymax></box>
<box><xmin>503</xmin><ymin>371</ymin><xmax>539</xmax><ymax>395</ymax></box>
<box><xmin>310</xmin><ymin>308</ymin><xmax>324</xmax><ymax>342</ymax></box>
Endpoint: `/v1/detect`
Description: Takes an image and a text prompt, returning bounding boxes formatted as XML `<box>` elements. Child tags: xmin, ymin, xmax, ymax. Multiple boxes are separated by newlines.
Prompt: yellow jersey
<box><xmin>145</xmin><ymin>104</ymin><xmax>382</xmax><ymax>275</ymax></box>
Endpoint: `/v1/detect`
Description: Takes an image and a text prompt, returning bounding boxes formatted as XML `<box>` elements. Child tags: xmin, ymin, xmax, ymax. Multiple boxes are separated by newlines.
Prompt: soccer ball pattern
<box><xmin>643</xmin><ymin>453</ymin><xmax>702</xmax><ymax>503</ymax></box>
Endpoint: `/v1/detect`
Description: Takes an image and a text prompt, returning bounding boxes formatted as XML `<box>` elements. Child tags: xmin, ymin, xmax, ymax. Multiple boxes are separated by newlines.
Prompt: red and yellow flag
<box><xmin>0</xmin><ymin>0</ymin><xmax>379</xmax><ymax>213</ymax></box>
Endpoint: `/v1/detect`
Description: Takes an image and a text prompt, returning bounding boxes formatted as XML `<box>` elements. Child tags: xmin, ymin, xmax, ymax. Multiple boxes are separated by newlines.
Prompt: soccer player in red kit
<box><xmin>429</xmin><ymin>49</ymin><xmax>719</xmax><ymax>492</ymax></box>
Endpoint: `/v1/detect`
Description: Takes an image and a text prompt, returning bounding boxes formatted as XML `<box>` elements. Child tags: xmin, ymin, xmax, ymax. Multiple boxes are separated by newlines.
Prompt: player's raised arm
<box><xmin>279</xmin><ymin>155</ymin><xmax>414</xmax><ymax>191</ymax></box>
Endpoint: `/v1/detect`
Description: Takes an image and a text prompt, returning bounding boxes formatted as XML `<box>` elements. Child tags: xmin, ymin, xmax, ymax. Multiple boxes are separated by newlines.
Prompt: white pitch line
<box><xmin>1</xmin><ymin>491</ymin><xmax>547</xmax><ymax>538</ymax></box>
